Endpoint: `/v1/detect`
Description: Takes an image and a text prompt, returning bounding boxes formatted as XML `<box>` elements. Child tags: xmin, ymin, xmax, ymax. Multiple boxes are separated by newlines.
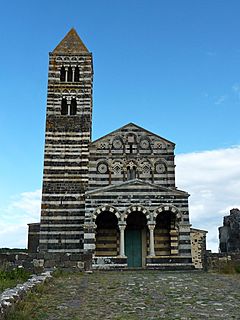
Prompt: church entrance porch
<box><xmin>84</xmin><ymin>180</ymin><xmax>193</xmax><ymax>270</ymax></box>
<box><xmin>88</xmin><ymin>206</ymin><xmax>193</xmax><ymax>270</ymax></box>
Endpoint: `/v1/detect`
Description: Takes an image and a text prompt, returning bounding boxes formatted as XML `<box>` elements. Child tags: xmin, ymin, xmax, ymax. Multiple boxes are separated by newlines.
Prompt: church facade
<box><xmin>30</xmin><ymin>29</ymin><xmax>195</xmax><ymax>269</ymax></box>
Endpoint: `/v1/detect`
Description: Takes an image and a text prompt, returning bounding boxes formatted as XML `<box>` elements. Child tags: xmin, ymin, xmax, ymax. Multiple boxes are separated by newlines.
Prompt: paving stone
<box><xmin>9</xmin><ymin>271</ymin><xmax>240</xmax><ymax>319</ymax></box>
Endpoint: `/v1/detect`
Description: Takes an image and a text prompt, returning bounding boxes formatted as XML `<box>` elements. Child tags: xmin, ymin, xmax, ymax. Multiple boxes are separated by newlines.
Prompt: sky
<box><xmin>1</xmin><ymin>0</ymin><xmax>240</xmax><ymax>252</ymax></box>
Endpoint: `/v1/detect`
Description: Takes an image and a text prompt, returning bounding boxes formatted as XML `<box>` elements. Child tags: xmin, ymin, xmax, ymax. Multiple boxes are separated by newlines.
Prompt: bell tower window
<box><xmin>61</xmin><ymin>98</ymin><xmax>68</xmax><ymax>115</ymax></box>
<box><xmin>61</xmin><ymin>98</ymin><xmax>77</xmax><ymax>115</ymax></box>
<box><xmin>67</xmin><ymin>66</ymin><xmax>73</xmax><ymax>82</ymax></box>
<box><xmin>74</xmin><ymin>66</ymin><xmax>80</xmax><ymax>82</ymax></box>
<box><xmin>70</xmin><ymin>98</ymin><xmax>77</xmax><ymax>115</ymax></box>
<box><xmin>60</xmin><ymin>66</ymin><xmax>65</xmax><ymax>82</ymax></box>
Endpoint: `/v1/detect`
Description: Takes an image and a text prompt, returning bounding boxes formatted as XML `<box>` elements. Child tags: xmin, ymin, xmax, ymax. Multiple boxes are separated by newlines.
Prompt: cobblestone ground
<box><xmin>11</xmin><ymin>271</ymin><xmax>240</xmax><ymax>319</ymax></box>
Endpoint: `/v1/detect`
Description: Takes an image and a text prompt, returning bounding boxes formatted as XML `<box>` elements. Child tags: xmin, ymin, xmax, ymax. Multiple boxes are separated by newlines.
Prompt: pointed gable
<box><xmin>86</xmin><ymin>179</ymin><xmax>189</xmax><ymax>196</ymax></box>
<box><xmin>91</xmin><ymin>122</ymin><xmax>175</xmax><ymax>147</ymax></box>
<box><xmin>53</xmin><ymin>28</ymin><xmax>89</xmax><ymax>54</ymax></box>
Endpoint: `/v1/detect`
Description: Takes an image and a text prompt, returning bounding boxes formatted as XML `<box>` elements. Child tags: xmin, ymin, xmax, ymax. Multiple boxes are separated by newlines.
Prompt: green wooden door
<box><xmin>125</xmin><ymin>229</ymin><xmax>142</xmax><ymax>267</ymax></box>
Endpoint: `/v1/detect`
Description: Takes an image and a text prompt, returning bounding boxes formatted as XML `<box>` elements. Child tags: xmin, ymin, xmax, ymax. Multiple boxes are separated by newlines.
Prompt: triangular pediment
<box><xmin>86</xmin><ymin>179</ymin><xmax>188</xmax><ymax>196</ymax></box>
<box><xmin>53</xmin><ymin>28</ymin><xmax>89</xmax><ymax>54</ymax></box>
<box><xmin>91</xmin><ymin>123</ymin><xmax>175</xmax><ymax>147</ymax></box>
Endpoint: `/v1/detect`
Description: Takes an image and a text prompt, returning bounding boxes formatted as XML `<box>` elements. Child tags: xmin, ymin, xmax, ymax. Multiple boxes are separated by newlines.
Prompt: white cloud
<box><xmin>10</xmin><ymin>189</ymin><xmax>41</xmax><ymax>218</ymax></box>
<box><xmin>0</xmin><ymin>189</ymin><xmax>41</xmax><ymax>248</ymax></box>
<box><xmin>1</xmin><ymin>146</ymin><xmax>240</xmax><ymax>253</ymax></box>
<box><xmin>176</xmin><ymin>146</ymin><xmax>240</xmax><ymax>252</ymax></box>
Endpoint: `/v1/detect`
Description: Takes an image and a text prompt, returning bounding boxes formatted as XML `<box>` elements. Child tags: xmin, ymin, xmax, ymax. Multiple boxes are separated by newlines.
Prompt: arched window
<box><xmin>60</xmin><ymin>66</ymin><xmax>66</xmax><ymax>82</ymax></box>
<box><xmin>127</xmin><ymin>166</ymin><xmax>137</xmax><ymax>180</ymax></box>
<box><xmin>74</xmin><ymin>66</ymin><xmax>80</xmax><ymax>82</ymax></box>
<box><xmin>60</xmin><ymin>66</ymin><xmax>65</xmax><ymax>82</ymax></box>
<box><xmin>67</xmin><ymin>66</ymin><xmax>73</xmax><ymax>82</ymax></box>
<box><xmin>61</xmin><ymin>98</ymin><xmax>68</xmax><ymax>115</ymax></box>
<box><xmin>70</xmin><ymin>98</ymin><xmax>77</xmax><ymax>115</ymax></box>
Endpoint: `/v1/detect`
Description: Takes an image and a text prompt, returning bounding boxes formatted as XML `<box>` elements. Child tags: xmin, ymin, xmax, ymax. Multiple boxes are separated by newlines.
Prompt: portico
<box><xmin>84</xmin><ymin>179</ymin><xmax>193</xmax><ymax>269</ymax></box>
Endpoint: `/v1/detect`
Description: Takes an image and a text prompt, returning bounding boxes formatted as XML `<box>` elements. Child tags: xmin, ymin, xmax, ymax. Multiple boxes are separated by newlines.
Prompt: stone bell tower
<box><xmin>39</xmin><ymin>29</ymin><xmax>93</xmax><ymax>252</ymax></box>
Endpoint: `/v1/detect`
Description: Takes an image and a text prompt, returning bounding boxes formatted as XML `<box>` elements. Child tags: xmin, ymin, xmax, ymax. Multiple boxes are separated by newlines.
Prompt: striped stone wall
<box><xmin>89</xmin><ymin>123</ymin><xmax>176</xmax><ymax>190</ymax></box>
<box><xmin>84</xmin><ymin>181</ymin><xmax>192</xmax><ymax>260</ymax></box>
<box><xmin>36</xmin><ymin>29</ymin><xmax>193</xmax><ymax>268</ymax></box>
<box><xmin>84</xmin><ymin>124</ymin><xmax>193</xmax><ymax>267</ymax></box>
<box><xmin>39</xmin><ymin>31</ymin><xmax>93</xmax><ymax>253</ymax></box>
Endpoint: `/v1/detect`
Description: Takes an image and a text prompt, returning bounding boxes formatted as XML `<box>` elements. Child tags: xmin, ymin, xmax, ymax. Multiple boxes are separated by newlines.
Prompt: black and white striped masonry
<box><xmin>39</xmin><ymin>29</ymin><xmax>93</xmax><ymax>253</ymax></box>
<box><xmin>37</xmin><ymin>29</ymin><xmax>193</xmax><ymax>269</ymax></box>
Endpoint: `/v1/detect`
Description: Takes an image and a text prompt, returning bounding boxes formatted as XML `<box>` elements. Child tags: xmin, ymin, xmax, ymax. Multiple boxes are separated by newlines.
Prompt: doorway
<box><xmin>125</xmin><ymin>229</ymin><xmax>142</xmax><ymax>267</ymax></box>
<box><xmin>125</xmin><ymin>211</ymin><xmax>147</xmax><ymax>267</ymax></box>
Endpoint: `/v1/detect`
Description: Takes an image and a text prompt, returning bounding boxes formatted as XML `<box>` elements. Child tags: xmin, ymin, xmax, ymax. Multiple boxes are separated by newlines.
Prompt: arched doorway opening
<box><xmin>155</xmin><ymin>211</ymin><xmax>176</xmax><ymax>256</ymax></box>
<box><xmin>95</xmin><ymin>211</ymin><xmax>119</xmax><ymax>256</ymax></box>
<box><xmin>125</xmin><ymin>211</ymin><xmax>147</xmax><ymax>267</ymax></box>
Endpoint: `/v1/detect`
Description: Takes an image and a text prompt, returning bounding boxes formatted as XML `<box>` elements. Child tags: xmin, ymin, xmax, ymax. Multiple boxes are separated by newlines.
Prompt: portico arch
<box><xmin>94</xmin><ymin>206</ymin><xmax>120</xmax><ymax>257</ymax></box>
<box><xmin>123</xmin><ymin>205</ymin><xmax>151</xmax><ymax>222</ymax></box>
<box><xmin>92</xmin><ymin>205</ymin><xmax>120</xmax><ymax>223</ymax></box>
<box><xmin>154</xmin><ymin>205</ymin><xmax>181</xmax><ymax>256</ymax></box>
<box><xmin>121</xmin><ymin>205</ymin><xmax>152</xmax><ymax>267</ymax></box>
<box><xmin>153</xmin><ymin>204</ymin><xmax>182</xmax><ymax>222</ymax></box>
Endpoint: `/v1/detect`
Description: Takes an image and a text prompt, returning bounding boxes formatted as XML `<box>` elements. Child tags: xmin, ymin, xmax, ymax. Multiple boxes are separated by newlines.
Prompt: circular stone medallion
<box><xmin>155</xmin><ymin>163</ymin><xmax>166</xmax><ymax>173</ymax></box>
<box><xmin>97</xmin><ymin>163</ymin><xmax>108</xmax><ymax>174</ymax></box>
<box><xmin>140</xmin><ymin>139</ymin><xmax>150</xmax><ymax>149</ymax></box>
<box><xmin>112</xmin><ymin>139</ymin><xmax>123</xmax><ymax>149</ymax></box>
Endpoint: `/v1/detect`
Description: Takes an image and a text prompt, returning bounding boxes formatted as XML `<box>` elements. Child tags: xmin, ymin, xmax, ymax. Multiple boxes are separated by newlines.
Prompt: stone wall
<box><xmin>219</xmin><ymin>208</ymin><xmax>240</xmax><ymax>253</ymax></box>
<box><xmin>190</xmin><ymin>228</ymin><xmax>207</xmax><ymax>269</ymax></box>
<box><xmin>206</xmin><ymin>252</ymin><xmax>240</xmax><ymax>271</ymax></box>
<box><xmin>0</xmin><ymin>252</ymin><xmax>92</xmax><ymax>272</ymax></box>
<box><xmin>0</xmin><ymin>271</ymin><xmax>52</xmax><ymax>319</ymax></box>
<box><xmin>89</xmin><ymin>123</ymin><xmax>176</xmax><ymax>189</ymax></box>
<box><xmin>0</xmin><ymin>253</ymin><xmax>32</xmax><ymax>270</ymax></box>
<box><xmin>28</xmin><ymin>223</ymin><xmax>40</xmax><ymax>253</ymax></box>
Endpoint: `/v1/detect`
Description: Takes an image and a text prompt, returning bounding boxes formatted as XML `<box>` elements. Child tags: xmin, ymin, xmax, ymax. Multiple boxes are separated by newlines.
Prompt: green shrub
<box><xmin>52</xmin><ymin>268</ymin><xmax>72</xmax><ymax>278</ymax></box>
<box><xmin>234</xmin><ymin>264</ymin><xmax>240</xmax><ymax>273</ymax></box>
<box><xmin>0</xmin><ymin>267</ymin><xmax>31</xmax><ymax>292</ymax></box>
<box><xmin>217</xmin><ymin>261</ymin><xmax>240</xmax><ymax>275</ymax></box>
<box><xmin>218</xmin><ymin>262</ymin><xmax>236</xmax><ymax>274</ymax></box>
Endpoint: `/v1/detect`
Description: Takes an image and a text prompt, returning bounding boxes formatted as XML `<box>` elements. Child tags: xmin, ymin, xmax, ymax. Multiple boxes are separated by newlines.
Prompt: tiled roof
<box><xmin>53</xmin><ymin>28</ymin><xmax>89</xmax><ymax>54</ymax></box>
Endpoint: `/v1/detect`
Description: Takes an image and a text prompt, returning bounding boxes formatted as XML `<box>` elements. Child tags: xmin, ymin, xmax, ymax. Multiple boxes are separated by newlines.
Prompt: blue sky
<box><xmin>1</xmin><ymin>0</ymin><xmax>240</xmax><ymax>251</ymax></box>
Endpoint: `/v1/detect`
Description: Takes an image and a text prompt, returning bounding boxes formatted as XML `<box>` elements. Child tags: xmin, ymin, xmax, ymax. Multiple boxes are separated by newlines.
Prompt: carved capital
<box><xmin>147</xmin><ymin>223</ymin><xmax>156</xmax><ymax>231</ymax></box>
<box><xmin>118</xmin><ymin>222</ymin><xmax>126</xmax><ymax>231</ymax></box>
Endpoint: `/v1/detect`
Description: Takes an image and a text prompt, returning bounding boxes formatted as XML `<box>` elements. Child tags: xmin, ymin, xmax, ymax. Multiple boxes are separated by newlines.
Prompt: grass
<box><xmin>5</xmin><ymin>272</ymin><xmax>62</xmax><ymax>320</ymax></box>
<box><xmin>0</xmin><ymin>248</ymin><xmax>27</xmax><ymax>253</ymax></box>
<box><xmin>5</xmin><ymin>285</ymin><xmax>49</xmax><ymax>320</ymax></box>
<box><xmin>0</xmin><ymin>266</ymin><xmax>31</xmax><ymax>292</ymax></box>
<box><xmin>5</xmin><ymin>271</ymin><xmax>59</xmax><ymax>320</ymax></box>
<box><xmin>5</xmin><ymin>268</ymin><xmax>74</xmax><ymax>320</ymax></box>
<box><xmin>217</xmin><ymin>261</ymin><xmax>240</xmax><ymax>274</ymax></box>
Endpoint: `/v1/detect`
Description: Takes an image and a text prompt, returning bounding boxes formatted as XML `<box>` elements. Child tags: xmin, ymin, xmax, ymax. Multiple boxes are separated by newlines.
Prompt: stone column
<box><xmin>67</xmin><ymin>100</ymin><xmax>71</xmax><ymax>115</ymax></box>
<box><xmin>118</xmin><ymin>222</ymin><xmax>126</xmax><ymax>257</ymax></box>
<box><xmin>72</xmin><ymin>67</ymin><xmax>75</xmax><ymax>82</ymax></box>
<box><xmin>148</xmin><ymin>223</ymin><xmax>156</xmax><ymax>257</ymax></box>
<box><xmin>65</xmin><ymin>67</ymin><xmax>68</xmax><ymax>82</ymax></box>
